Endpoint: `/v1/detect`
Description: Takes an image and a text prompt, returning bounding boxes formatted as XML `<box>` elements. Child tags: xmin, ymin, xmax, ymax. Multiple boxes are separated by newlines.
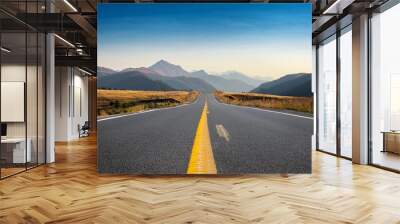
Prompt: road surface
<box><xmin>98</xmin><ymin>94</ymin><xmax>313</xmax><ymax>174</ymax></box>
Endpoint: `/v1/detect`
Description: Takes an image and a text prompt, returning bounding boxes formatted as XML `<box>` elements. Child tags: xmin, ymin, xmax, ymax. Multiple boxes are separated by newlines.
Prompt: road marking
<box><xmin>187</xmin><ymin>101</ymin><xmax>217</xmax><ymax>174</ymax></box>
<box><xmin>216</xmin><ymin>124</ymin><xmax>230</xmax><ymax>142</ymax></box>
<box><xmin>98</xmin><ymin>98</ymin><xmax>200</xmax><ymax>122</ymax></box>
<box><xmin>217</xmin><ymin>100</ymin><xmax>313</xmax><ymax>120</ymax></box>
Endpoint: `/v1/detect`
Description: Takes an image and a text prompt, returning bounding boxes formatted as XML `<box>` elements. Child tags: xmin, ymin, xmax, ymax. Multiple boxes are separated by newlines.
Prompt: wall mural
<box><xmin>97</xmin><ymin>3</ymin><xmax>313</xmax><ymax>174</ymax></box>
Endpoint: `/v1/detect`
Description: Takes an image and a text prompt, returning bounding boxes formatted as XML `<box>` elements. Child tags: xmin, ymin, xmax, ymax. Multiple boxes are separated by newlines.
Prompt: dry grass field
<box><xmin>214</xmin><ymin>91</ymin><xmax>313</xmax><ymax>113</ymax></box>
<box><xmin>98</xmin><ymin>89</ymin><xmax>199</xmax><ymax>116</ymax></box>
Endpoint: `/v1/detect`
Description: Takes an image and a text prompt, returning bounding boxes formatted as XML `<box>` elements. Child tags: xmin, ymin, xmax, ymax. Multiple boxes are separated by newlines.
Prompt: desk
<box><xmin>1</xmin><ymin>138</ymin><xmax>31</xmax><ymax>163</ymax></box>
<box><xmin>382</xmin><ymin>131</ymin><xmax>400</xmax><ymax>154</ymax></box>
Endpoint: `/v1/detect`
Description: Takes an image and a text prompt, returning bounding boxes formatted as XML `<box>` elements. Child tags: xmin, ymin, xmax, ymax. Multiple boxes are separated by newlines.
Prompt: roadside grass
<box><xmin>214</xmin><ymin>91</ymin><xmax>313</xmax><ymax>114</ymax></box>
<box><xmin>98</xmin><ymin>89</ymin><xmax>199</xmax><ymax>116</ymax></box>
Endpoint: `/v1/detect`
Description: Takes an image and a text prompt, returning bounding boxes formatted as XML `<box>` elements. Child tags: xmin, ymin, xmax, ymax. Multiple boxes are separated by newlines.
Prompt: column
<box><xmin>352</xmin><ymin>14</ymin><xmax>369</xmax><ymax>164</ymax></box>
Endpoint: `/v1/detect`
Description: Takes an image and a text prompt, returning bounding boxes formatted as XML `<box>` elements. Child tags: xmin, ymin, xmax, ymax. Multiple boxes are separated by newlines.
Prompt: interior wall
<box><xmin>55</xmin><ymin>66</ymin><xmax>70</xmax><ymax>141</ymax></box>
<box><xmin>55</xmin><ymin>67</ymin><xmax>89</xmax><ymax>141</ymax></box>
<box><xmin>71</xmin><ymin>71</ymin><xmax>89</xmax><ymax>138</ymax></box>
<box><xmin>88</xmin><ymin>77</ymin><xmax>97</xmax><ymax>131</ymax></box>
<box><xmin>1</xmin><ymin>61</ymin><xmax>46</xmax><ymax>173</ymax></box>
<box><xmin>1</xmin><ymin>65</ymin><xmax>27</xmax><ymax>138</ymax></box>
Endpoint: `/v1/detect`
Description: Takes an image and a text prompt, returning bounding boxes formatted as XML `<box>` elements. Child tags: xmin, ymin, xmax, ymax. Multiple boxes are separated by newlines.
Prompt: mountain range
<box><xmin>98</xmin><ymin>60</ymin><xmax>261</xmax><ymax>93</ymax></box>
<box><xmin>220</xmin><ymin>71</ymin><xmax>267</xmax><ymax>87</ymax></box>
<box><xmin>98</xmin><ymin>60</ymin><xmax>312</xmax><ymax>97</ymax></box>
<box><xmin>98</xmin><ymin>66</ymin><xmax>117</xmax><ymax>77</ymax></box>
<box><xmin>251</xmin><ymin>73</ymin><xmax>312</xmax><ymax>97</ymax></box>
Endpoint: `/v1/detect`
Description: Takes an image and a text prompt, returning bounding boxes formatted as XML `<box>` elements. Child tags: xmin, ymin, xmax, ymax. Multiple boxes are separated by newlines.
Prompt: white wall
<box><xmin>1</xmin><ymin>63</ymin><xmax>46</xmax><ymax>164</ymax></box>
<box><xmin>55</xmin><ymin>67</ymin><xmax>89</xmax><ymax>141</ymax></box>
<box><xmin>1</xmin><ymin>65</ymin><xmax>33</xmax><ymax>139</ymax></box>
<box><xmin>55</xmin><ymin>67</ymin><xmax>70</xmax><ymax>141</ymax></box>
<box><xmin>71</xmin><ymin>72</ymin><xmax>89</xmax><ymax>138</ymax></box>
<box><xmin>1</xmin><ymin>65</ymin><xmax>26</xmax><ymax>129</ymax></box>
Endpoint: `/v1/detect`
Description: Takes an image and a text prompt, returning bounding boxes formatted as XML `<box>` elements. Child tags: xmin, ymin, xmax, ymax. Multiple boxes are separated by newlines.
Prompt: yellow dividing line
<box><xmin>187</xmin><ymin>100</ymin><xmax>217</xmax><ymax>174</ymax></box>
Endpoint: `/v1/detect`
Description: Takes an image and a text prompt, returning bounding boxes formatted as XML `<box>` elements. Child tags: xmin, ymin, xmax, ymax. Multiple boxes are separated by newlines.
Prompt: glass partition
<box><xmin>317</xmin><ymin>35</ymin><xmax>337</xmax><ymax>154</ymax></box>
<box><xmin>339</xmin><ymin>27</ymin><xmax>352</xmax><ymax>158</ymax></box>
<box><xmin>1</xmin><ymin>31</ymin><xmax>28</xmax><ymax>177</ymax></box>
<box><xmin>370</xmin><ymin>3</ymin><xmax>400</xmax><ymax>171</ymax></box>
<box><xmin>0</xmin><ymin>2</ymin><xmax>46</xmax><ymax>179</ymax></box>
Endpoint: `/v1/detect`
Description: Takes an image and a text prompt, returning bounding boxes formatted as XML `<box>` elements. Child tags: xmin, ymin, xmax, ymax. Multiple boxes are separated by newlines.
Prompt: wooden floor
<box><xmin>1</xmin><ymin>135</ymin><xmax>400</xmax><ymax>223</ymax></box>
<box><xmin>372</xmin><ymin>151</ymin><xmax>400</xmax><ymax>171</ymax></box>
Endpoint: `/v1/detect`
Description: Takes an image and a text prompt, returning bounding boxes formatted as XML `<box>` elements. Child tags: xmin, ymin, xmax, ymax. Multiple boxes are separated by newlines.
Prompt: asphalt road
<box><xmin>98</xmin><ymin>94</ymin><xmax>313</xmax><ymax>174</ymax></box>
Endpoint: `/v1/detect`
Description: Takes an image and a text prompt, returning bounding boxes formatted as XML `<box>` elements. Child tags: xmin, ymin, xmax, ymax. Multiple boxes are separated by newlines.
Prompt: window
<box><xmin>339</xmin><ymin>27</ymin><xmax>352</xmax><ymax>158</ymax></box>
<box><xmin>318</xmin><ymin>35</ymin><xmax>337</xmax><ymax>154</ymax></box>
<box><xmin>370</xmin><ymin>3</ymin><xmax>400</xmax><ymax>171</ymax></box>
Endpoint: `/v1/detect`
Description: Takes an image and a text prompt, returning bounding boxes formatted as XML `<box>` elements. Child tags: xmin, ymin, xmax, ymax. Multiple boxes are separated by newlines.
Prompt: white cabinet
<box><xmin>1</xmin><ymin>138</ymin><xmax>31</xmax><ymax>163</ymax></box>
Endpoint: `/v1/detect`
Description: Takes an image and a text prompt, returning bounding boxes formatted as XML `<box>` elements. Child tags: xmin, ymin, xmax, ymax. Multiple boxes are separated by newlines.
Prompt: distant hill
<box><xmin>98</xmin><ymin>59</ymin><xmax>276</xmax><ymax>93</ymax></box>
<box><xmin>97</xmin><ymin>67</ymin><xmax>216</xmax><ymax>93</ymax></box>
<box><xmin>190</xmin><ymin>70</ymin><xmax>254</xmax><ymax>92</ymax></box>
<box><xmin>98</xmin><ymin>70</ymin><xmax>175</xmax><ymax>91</ymax></box>
<box><xmin>148</xmin><ymin>60</ymin><xmax>254</xmax><ymax>92</ymax></box>
<box><xmin>148</xmin><ymin>60</ymin><xmax>190</xmax><ymax>77</ymax></box>
<box><xmin>157</xmin><ymin>76</ymin><xmax>216</xmax><ymax>93</ymax></box>
<box><xmin>251</xmin><ymin>73</ymin><xmax>312</xmax><ymax>97</ymax></box>
<box><xmin>221</xmin><ymin>71</ymin><xmax>266</xmax><ymax>87</ymax></box>
<box><xmin>121</xmin><ymin>67</ymin><xmax>160</xmax><ymax>76</ymax></box>
<box><xmin>97</xmin><ymin>66</ymin><xmax>117</xmax><ymax>77</ymax></box>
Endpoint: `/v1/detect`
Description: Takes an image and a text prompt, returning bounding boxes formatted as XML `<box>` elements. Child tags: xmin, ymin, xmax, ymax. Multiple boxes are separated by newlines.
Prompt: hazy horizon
<box><xmin>98</xmin><ymin>59</ymin><xmax>311</xmax><ymax>80</ymax></box>
<box><xmin>98</xmin><ymin>3</ymin><xmax>312</xmax><ymax>79</ymax></box>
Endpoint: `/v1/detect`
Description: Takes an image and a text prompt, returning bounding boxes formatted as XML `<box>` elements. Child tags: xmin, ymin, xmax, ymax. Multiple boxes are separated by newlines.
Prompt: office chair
<box><xmin>78</xmin><ymin>121</ymin><xmax>90</xmax><ymax>138</ymax></box>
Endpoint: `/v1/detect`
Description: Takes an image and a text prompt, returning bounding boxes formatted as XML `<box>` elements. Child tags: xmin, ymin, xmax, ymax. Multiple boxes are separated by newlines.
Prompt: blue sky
<box><xmin>98</xmin><ymin>3</ymin><xmax>311</xmax><ymax>79</ymax></box>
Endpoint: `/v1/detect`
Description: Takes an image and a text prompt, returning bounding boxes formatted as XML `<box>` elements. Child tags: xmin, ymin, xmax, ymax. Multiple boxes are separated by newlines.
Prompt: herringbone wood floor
<box><xmin>1</xmin><ymin>135</ymin><xmax>400</xmax><ymax>224</ymax></box>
